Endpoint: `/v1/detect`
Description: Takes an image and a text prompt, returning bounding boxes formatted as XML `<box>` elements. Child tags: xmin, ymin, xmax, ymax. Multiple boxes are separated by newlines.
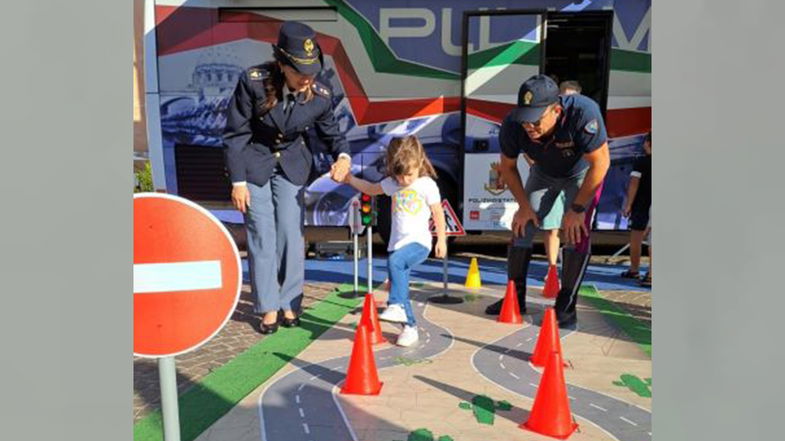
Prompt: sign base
<box><xmin>428</xmin><ymin>294</ymin><xmax>464</xmax><ymax>304</ymax></box>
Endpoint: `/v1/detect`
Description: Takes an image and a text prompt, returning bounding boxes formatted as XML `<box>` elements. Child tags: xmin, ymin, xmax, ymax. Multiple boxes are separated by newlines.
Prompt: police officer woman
<box><xmin>223</xmin><ymin>21</ymin><xmax>351</xmax><ymax>334</ymax></box>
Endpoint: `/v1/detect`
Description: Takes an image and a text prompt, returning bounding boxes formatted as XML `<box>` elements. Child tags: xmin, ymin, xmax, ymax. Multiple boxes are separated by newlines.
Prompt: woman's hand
<box><xmin>331</xmin><ymin>157</ymin><xmax>351</xmax><ymax>183</ymax></box>
<box><xmin>434</xmin><ymin>238</ymin><xmax>447</xmax><ymax>258</ymax></box>
<box><xmin>232</xmin><ymin>185</ymin><xmax>251</xmax><ymax>214</ymax></box>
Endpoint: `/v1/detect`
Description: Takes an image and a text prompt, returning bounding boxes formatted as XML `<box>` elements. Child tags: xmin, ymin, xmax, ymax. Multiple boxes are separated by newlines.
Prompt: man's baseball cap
<box><xmin>273</xmin><ymin>21</ymin><xmax>323</xmax><ymax>75</ymax></box>
<box><xmin>509</xmin><ymin>74</ymin><xmax>560</xmax><ymax>124</ymax></box>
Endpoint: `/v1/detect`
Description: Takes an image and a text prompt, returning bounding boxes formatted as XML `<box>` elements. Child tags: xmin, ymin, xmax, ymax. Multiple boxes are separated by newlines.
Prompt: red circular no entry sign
<box><xmin>133</xmin><ymin>194</ymin><xmax>241</xmax><ymax>358</ymax></box>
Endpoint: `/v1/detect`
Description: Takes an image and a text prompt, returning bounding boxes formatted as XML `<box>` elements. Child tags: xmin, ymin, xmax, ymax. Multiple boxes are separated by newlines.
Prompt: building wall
<box><xmin>133</xmin><ymin>0</ymin><xmax>147</xmax><ymax>171</ymax></box>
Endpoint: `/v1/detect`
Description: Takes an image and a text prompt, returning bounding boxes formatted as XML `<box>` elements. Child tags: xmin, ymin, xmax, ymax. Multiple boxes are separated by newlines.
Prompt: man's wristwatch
<box><xmin>570</xmin><ymin>203</ymin><xmax>586</xmax><ymax>214</ymax></box>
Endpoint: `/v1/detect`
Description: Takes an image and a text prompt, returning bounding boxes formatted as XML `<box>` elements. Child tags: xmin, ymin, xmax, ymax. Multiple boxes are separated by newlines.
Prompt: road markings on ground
<box><xmin>620</xmin><ymin>416</ymin><xmax>638</xmax><ymax>427</ymax></box>
<box><xmin>295</xmin><ymin>395</ymin><xmax>301</xmax><ymax>404</ymax></box>
<box><xmin>302</xmin><ymin>423</ymin><xmax>310</xmax><ymax>434</ymax></box>
<box><xmin>500</xmin><ymin>363</ymin><xmax>506</xmax><ymax>370</ymax></box>
<box><xmin>299</xmin><ymin>408</ymin><xmax>305</xmax><ymax>418</ymax></box>
<box><xmin>509</xmin><ymin>372</ymin><xmax>520</xmax><ymax>380</ymax></box>
<box><xmin>590</xmin><ymin>403</ymin><xmax>608</xmax><ymax>412</ymax></box>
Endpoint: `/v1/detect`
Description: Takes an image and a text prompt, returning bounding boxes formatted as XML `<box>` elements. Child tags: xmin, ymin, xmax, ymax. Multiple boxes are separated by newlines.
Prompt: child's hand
<box><xmin>434</xmin><ymin>238</ymin><xmax>447</xmax><ymax>258</ymax></box>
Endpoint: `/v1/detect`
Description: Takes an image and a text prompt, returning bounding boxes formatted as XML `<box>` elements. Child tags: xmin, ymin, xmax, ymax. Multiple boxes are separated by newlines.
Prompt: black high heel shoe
<box><xmin>281</xmin><ymin>313</ymin><xmax>300</xmax><ymax>328</ymax></box>
<box><xmin>260</xmin><ymin>313</ymin><xmax>280</xmax><ymax>334</ymax></box>
<box><xmin>260</xmin><ymin>320</ymin><xmax>279</xmax><ymax>334</ymax></box>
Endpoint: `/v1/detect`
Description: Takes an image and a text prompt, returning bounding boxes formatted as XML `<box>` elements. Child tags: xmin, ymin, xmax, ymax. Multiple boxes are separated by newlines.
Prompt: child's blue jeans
<box><xmin>387</xmin><ymin>242</ymin><xmax>430</xmax><ymax>326</ymax></box>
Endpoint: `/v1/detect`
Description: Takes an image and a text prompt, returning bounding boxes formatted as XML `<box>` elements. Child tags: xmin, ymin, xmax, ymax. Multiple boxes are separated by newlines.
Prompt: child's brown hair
<box><xmin>385</xmin><ymin>135</ymin><xmax>438</xmax><ymax>179</ymax></box>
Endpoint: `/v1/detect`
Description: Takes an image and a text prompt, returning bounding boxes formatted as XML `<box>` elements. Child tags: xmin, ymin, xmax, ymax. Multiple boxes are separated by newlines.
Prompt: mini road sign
<box><xmin>430</xmin><ymin>199</ymin><xmax>466</xmax><ymax>236</ymax></box>
<box><xmin>133</xmin><ymin>193</ymin><xmax>241</xmax><ymax>358</ymax></box>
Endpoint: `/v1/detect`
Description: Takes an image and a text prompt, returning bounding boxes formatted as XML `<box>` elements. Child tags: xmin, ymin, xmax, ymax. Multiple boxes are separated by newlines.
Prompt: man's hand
<box><xmin>621</xmin><ymin>203</ymin><xmax>632</xmax><ymax>218</ymax></box>
<box><xmin>232</xmin><ymin>185</ymin><xmax>251</xmax><ymax>214</ymax></box>
<box><xmin>511</xmin><ymin>206</ymin><xmax>539</xmax><ymax>237</ymax></box>
<box><xmin>330</xmin><ymin>157</ymin><xmax>351</xmax><ymax>183</ymax></box>
<box><xmin>562</xmin><ymin>210</ymin><xmax>588</xmax><ymax>245</ymax></box>
<box><xmin>434</xmin><ymin>238</ymin><xmax>447</xmax><ymax>258</ymax></box>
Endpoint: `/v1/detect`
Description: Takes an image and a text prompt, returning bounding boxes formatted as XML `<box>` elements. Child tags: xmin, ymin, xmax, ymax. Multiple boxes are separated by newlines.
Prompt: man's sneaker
<box><xmin>396</xmin><ymin>325</ymin><xmax>419</xmax><ymax>347</ymax></box>
<box><xmin>556</xmin><ymin>310</ymin><xmax>577</xmax><ymax>329</ymax></box>
<box><xmin>484</xmin><ymin>299</ymin><xmax>527</xmax><ymax>315</ymax></box>
<box><xmin>378</xmin><ymin>303</ymin><xmax>408</xmax><ymax>323</ymax></box>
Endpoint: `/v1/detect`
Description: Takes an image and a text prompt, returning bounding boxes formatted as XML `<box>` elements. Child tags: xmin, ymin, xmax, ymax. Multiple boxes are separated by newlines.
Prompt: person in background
<box><xmin>621</xmin><ymin>132</ymin><xmax>652</xmax><ymax>286</ymax></box>
<box><xmin>559</xmin><ymin>80</ymin><xmax>582</xmax><ymax>95</ymax></box>
<box><xmin>534</xmin><ymin>80</ymin><xmax>582</xmax><ymax>279</ymax></box>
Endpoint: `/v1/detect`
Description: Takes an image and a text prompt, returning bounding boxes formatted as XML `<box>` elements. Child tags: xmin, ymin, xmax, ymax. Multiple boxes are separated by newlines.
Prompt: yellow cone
<box><xmin>465</xmin><ymin>257</ymin><xmax>482</xmax><ymax>289</ymax></box>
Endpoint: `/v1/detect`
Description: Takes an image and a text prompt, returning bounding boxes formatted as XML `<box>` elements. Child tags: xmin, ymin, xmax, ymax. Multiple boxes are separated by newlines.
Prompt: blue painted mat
<box><xmin>241</xmin><ymin>256</ymin><xmax>650</xmax><ymax>292</ymax></box>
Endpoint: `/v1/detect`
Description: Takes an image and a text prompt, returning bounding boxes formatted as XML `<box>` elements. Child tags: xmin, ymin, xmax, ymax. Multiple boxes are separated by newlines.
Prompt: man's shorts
<box><xmin>629</xmin><ymin>205</ymin><xmax>650</xmax><ymax>231</ymax></box>
<box><xmin>541</xmin><ymin>191</ymin><xmax>566</xmax><ymax>230</ymax></box>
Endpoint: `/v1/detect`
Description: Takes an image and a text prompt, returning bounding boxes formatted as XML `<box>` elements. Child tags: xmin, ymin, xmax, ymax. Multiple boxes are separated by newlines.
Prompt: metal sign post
<box><xmin>366</xmin><ymin>225</ymin><xmax>373</xmax><ymax>292</ymax></box>
<box><xmin>349</xmin><ymin>197</ymin><xmax>361</xmax><ymax>296</ymax></box>
<box><xmin>159</xmin><ymin>357</ymin><xmax>181</xmax><ymax>441</ymax></box>
<box><xmin>429</xmin><ymin>199</ymin><xmax>466</xmax><ymax>304</ymax></box>
<box><xmin>353</xmin><ymin>231</ymin><xmax>359</xmax><ymax>295</ymax></box>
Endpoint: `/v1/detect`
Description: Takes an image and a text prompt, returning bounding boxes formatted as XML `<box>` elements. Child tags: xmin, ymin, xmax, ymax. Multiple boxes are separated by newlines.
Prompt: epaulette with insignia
<box><xmin>247</xmin><ymin>65</ymin><xmax>269</xmax><ymax>81</ymax></box>
<box><xmin>311</xmin><ymin>82</ymin><xmax>331</xmax><ymax>97</ymax></box>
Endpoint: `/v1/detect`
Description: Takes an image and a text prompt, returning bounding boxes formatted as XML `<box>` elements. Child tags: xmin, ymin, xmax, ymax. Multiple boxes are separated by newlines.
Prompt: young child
<box><xmin>334</xmin><ymin>135</ymin><xmax>447</xmax><ymax>347</ymax></box>
<box><xmin>621</xmin><ymin>131</ymin><xmax>652</xmax><ymax>286</ymax></box>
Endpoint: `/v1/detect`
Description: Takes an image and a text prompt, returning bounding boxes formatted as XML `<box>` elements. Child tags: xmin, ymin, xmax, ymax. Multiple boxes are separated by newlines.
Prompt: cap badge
<box><xmin>523</xmin><ymin>91</ymin><xmax>533</xmax><ymax>105</ymax></box>
<box><xmin>304</xmin><ymin>38</ymin><xmax>315</xmax><ymax>56</ymax></box>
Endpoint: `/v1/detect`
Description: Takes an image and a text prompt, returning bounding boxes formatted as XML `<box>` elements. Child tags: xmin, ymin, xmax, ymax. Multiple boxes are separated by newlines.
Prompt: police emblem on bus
<box><xmin>484</xmin><ymin>162</ymin><xmax>507</xmax><ymax>195</ymax></box>
<box><xmin>304</xmin><ymin>38</ymin><xmax>315</xmax><ymax>56</ymax></box>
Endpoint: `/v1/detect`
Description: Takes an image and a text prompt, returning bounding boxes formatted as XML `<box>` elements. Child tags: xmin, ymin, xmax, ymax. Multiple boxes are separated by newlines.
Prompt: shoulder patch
<box><xmin>584</xmin><ymin>119</ymin><xmax>599</xmax><ymax>134</ymax></box>
<box><xmin>311</xmin><ymin>82</ymin><xmax>331</xmax><ymax>97</ymax></box>
<box><xmin>247</xmin><ymin>67</ymin><xmax>267</xmax><ymax>81</ymax></box>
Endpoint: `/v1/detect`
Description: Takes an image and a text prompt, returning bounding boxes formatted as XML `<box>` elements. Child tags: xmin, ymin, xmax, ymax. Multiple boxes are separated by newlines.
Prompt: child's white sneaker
<box><xmin>378</xmin><ymin>304</ymin><xmax>408</xmax><ymax>323</ymax></box>
<box><xmin>396</xmin><ymin>325</ymin><xmax>419</xmax><ymax>347</ymax></box>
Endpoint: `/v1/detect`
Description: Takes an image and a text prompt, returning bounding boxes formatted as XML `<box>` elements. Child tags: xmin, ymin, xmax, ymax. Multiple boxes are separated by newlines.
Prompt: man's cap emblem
<box><xmin>523</xmin><ymin>91</ymin><xmax>533</xmax><ymax>105</ymax></box>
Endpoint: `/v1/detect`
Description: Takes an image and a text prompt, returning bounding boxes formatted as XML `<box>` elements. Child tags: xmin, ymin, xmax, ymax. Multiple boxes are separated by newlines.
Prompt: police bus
<box><xmin>142</xmin><ymin>0</ymin><xmax>650</xmax><ymax>245</ymax></box>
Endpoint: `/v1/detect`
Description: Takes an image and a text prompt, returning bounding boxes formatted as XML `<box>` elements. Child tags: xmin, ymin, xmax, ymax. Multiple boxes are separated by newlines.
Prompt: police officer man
<box><xmin>223</xmin><ymin>21</ymin><xmax>351</xmax><ymax>334</ymax></box>
<box><xmin>485</xmin><ymin>74</ymin><xmax>610</xmax><ymax>327</ymax></box>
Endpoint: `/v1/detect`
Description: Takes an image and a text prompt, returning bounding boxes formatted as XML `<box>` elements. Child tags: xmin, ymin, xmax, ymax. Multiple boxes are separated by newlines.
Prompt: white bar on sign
<box><xmin>134</xmin><ymin>261</ymin><xmax>222</xmax><ymax>293</ymax></box>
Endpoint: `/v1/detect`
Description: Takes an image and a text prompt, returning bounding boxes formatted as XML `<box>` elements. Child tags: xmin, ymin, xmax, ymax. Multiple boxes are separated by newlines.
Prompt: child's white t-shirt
<box><xmin>380</xmin><ymin>176</ymin><xmax>441</xmax><ymax>252</ymax></box>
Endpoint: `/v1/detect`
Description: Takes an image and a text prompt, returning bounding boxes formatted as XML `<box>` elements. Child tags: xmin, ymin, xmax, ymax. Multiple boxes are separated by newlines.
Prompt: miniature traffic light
<box><xmin>359</xmin><ymin>193</ymin><xmax>375</xmax><ymax>226</ymax></box>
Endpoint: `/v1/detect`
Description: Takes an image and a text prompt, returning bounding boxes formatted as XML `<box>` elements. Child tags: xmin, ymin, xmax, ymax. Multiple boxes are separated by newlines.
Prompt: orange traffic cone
<box><xmin>521</xmin><ymin>351</ymin><xmax>578</xmax><ymax>438</ymax></box>
<box><xmin>340</xmin><ymin>323</ymin><xmax>383</xmax><ymax>395</ymax></box>
<box><xmin>543</xmin><ymin>265</ymin><xmax>560</xmax><ymax>298</ymax></box>
<box><xmin>498</xmin><ymin>280</ymin><xmax>523</xmax><ymax>324</ymax></box>
<box><xmin>530</xmin><ymin>308</ymin><xmax>565</xmax><ymax>367</ymax></box>
<box><xmin>360</xmin><ymin>293</ymin><xmax>387</xmax><ymax>345</ymax></box>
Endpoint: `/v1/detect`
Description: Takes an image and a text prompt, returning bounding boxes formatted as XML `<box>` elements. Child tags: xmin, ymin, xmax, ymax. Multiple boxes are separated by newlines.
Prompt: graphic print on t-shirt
<box><xmin>394</xmin><ymin>189</ymin><xmax>424</xmax><ymax>215</ymax></box>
